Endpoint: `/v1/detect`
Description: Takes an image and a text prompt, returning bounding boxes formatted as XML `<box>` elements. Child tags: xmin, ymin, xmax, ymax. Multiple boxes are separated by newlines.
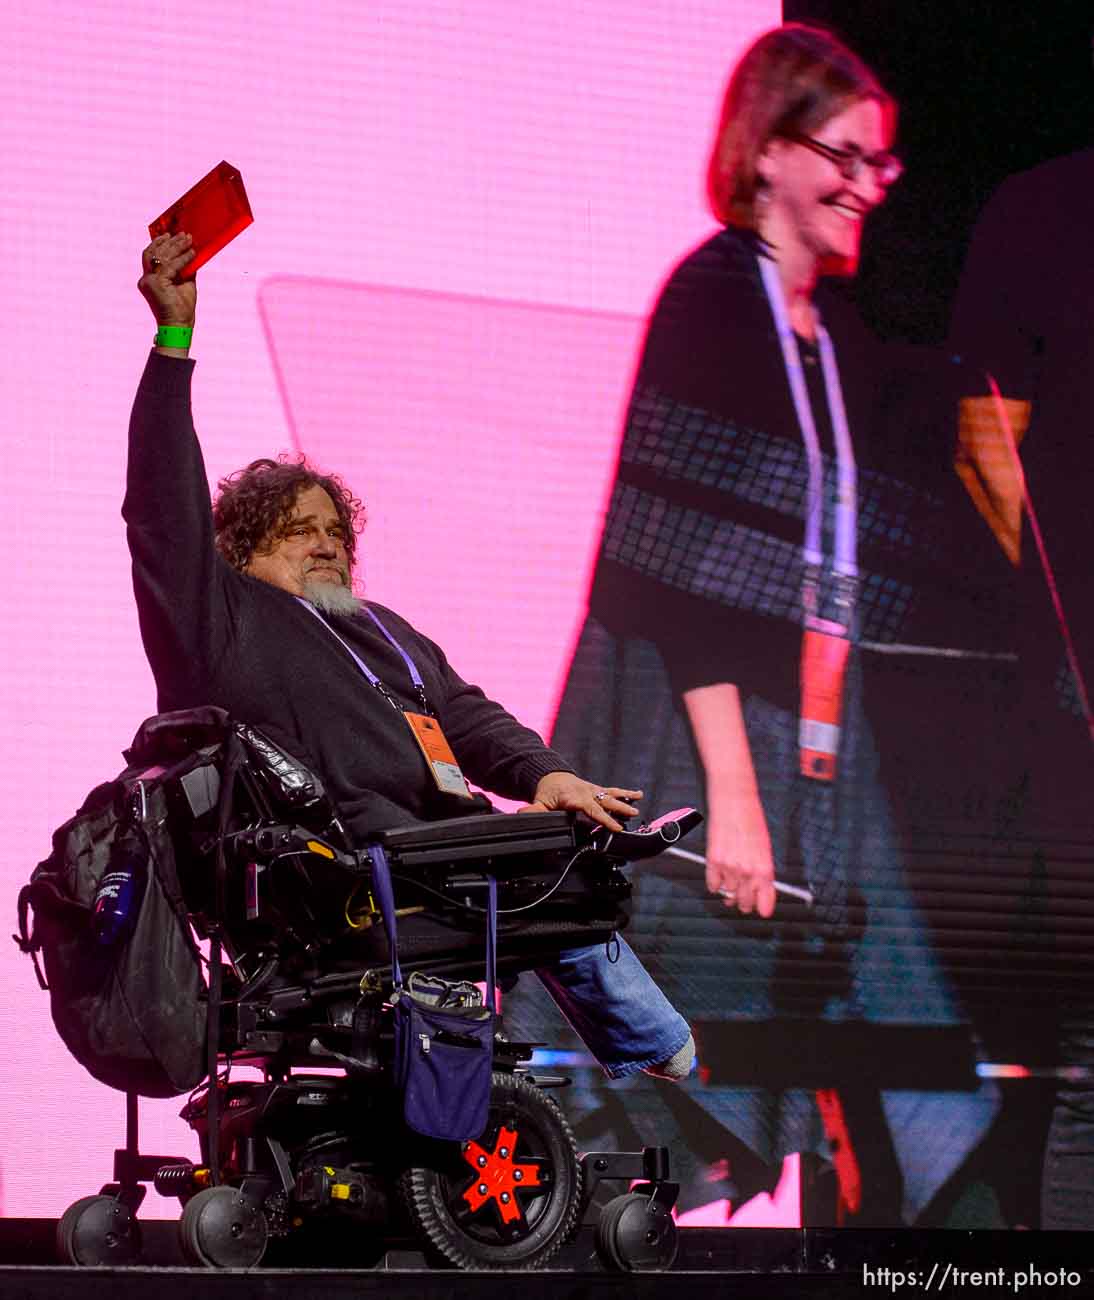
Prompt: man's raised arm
<box><xmin>124</xmin><ymin>233</ymin><xmax>232</xmax><ymax>703</ymax></box>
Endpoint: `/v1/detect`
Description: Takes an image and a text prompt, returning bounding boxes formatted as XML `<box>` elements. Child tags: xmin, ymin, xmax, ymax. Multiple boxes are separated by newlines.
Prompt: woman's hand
<box><xmin>683</xmin><ymin>681</ymin><xmax>777</xmax><ymax>918</ymax></box>
<box><xmin>519</xmin><ymin>771</ymin><xmax>642</xmax><ymax>832</ymax></box>
<box><xmin>703</xmin><ymin>789</ymin><xmax>777</xmax><ymax>917</ymax></box>
<box><xmin>139</xmin><ymin>232</ymin><xmax>197</xmax><ymax>328</ymax></box>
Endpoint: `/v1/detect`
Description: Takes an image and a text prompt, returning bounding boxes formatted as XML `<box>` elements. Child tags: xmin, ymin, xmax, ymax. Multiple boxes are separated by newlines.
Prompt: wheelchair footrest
<box><xmin>580</xmin><ymin>1147</ymin><xmax>678</xmax><ymax>1219</ymax></box>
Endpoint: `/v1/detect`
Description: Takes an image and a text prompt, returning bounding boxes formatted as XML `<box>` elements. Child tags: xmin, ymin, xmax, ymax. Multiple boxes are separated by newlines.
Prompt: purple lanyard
<box><xmin>297</xmin><ymin>598</ymin><xmax>430</xmax><ymax>713</ymax></box>
<box><xmin>757</xmin><ymin>254</ymin><xmax>858</xmax><ymax>624</ymax></box>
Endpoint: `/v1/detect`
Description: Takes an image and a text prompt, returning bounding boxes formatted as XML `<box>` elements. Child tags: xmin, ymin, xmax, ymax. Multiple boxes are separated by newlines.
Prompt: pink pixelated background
<box><xmin>1</xmin><ymin>0</ymin><xmax>777</xmax><ymax>1219</ymax></box>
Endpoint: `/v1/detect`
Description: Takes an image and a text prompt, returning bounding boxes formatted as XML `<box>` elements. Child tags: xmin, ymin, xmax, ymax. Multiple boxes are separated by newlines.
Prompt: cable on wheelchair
<box><xmin>344</xmin><ymin>877</ymin><xmax>377</xmax><ymax>931</ymax></box>
<box><xmin>186</xmin><ymin>1056</ymin><xmax>233</xmax><ymax>1111</ymax></box>
<box><xmin>387</xmin><ymin>843</ymin><xmax>594</xmax><ymax>919</ymax></box>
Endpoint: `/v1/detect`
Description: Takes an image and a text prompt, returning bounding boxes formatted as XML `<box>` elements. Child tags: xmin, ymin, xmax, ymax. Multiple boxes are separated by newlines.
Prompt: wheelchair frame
<box><xmin>53</xmin><ymin>715</ymin><xmax>688</xmax><ymax>1272</ymax></box>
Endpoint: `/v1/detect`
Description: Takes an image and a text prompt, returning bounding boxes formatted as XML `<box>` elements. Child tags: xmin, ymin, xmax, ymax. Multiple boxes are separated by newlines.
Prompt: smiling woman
<box><xmin>708</xmin><ymin>22</ymin><xmax>899</xmax><ymax>328</ymax></box>
<box><xmin>518</xmin><ymin>22</ymin><xmax>1001</xmax><ymax>1224</ymax></box>
<box><xmin>758</xmin><ymin>96</ymin><xmax>891</xmax><ymax>312</ymax></box>
<box><xmin>707</xmin><ymin>23</ymin><xmax>896</xmax><ymax>227</ymax></box>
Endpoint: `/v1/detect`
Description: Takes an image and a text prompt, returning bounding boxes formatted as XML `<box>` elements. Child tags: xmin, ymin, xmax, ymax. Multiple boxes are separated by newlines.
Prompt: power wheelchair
<box><xmin>41</xmin><ymin>710</ymin><xmax>700</xmax><ymax>1272</ymax></box>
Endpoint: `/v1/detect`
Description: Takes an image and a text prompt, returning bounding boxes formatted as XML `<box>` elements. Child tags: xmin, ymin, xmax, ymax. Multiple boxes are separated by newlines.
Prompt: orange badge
<box><xmin>799</xmin><ymin>623</ymin><xmax>850</xmax><ymax>782</ymax></box>
<box><xmin>402</xmin><ymin>712</ymin><xmax>472</xmax><ymax>797</ymax></box>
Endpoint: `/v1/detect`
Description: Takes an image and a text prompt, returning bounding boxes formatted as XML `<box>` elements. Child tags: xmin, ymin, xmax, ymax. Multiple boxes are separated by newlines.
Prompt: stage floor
<box><xmin>1</xmin><ymin>1222</ymin><xmax>1091</xmax><ymax>1299</ymax></box>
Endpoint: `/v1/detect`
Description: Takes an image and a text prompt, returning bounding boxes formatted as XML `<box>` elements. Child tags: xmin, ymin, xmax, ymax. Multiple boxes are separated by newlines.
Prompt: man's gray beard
<box><xmin>300</xmin><ymin>579</ymin><xmax>363</xmax><ymax>617</ymax></box>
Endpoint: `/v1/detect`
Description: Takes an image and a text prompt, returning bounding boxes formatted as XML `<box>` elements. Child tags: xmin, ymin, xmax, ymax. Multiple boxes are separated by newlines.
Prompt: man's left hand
<box><xmin>520</xmin><ymin>771</ymin><xmax>642</xmax><ymax>832</ymax></box>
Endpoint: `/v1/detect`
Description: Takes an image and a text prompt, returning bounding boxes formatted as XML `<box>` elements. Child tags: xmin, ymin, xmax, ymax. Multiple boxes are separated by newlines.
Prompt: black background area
<box><xmin>783</xmin><ymin>1</ymin><xmax>1094</xmax><ymax>343</ymax></box>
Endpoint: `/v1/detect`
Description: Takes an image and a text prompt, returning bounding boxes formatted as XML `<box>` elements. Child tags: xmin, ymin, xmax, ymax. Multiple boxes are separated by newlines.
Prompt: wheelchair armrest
<box><xmin>369</xmin><ymin>811</ymin><xmax>575</xmax><ymax>869</ymax></box>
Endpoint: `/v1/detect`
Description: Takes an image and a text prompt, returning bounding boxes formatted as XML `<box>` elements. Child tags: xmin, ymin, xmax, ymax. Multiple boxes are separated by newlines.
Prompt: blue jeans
<box><xmin>536</xmin><ymin>935</ymin><xmax>691</xmax><ymax>1079</ymax></box>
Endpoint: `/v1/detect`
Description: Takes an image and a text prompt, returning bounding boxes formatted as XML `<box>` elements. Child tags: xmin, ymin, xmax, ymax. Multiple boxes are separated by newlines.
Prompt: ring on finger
<box><xmin>593</xmin><ymin>790</ymin><xmax>608</xmax><ymax>803</ymax></box>
<box><xmin>150</xmin><ymin>256</ymin><xmax>162</xmax><ymax>269</ymax></box>
<box><xmin>718</xmin><ymin>887</ymin><xmax>737</xmax><ymax>900</ymax></box>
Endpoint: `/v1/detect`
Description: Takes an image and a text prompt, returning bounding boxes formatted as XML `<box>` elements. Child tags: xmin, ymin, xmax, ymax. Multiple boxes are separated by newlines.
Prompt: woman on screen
<box><xmin>510</xmin><ymin>24</ymin><xmax>1007</xmax><ymax>1225</ymax></box>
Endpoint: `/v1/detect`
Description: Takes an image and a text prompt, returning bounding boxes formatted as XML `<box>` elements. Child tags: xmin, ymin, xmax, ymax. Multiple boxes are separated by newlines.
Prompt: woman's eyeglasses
<box><xmin>785</xmin><ymin>133</ymin><xmax>904</xmax><ymax>187</ymax></box>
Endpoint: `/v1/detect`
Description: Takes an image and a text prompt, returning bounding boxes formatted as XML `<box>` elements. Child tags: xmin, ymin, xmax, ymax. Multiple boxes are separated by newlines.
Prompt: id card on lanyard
<box><xmin>297</xmin><ymin>599</ymin><xmax>473</xmax><ymax>798</ymax></box>
<box><xmin>757</xmin><ymin>255</ymin><xmax>858</xmax><ymax>781</ymax></box>
<box><xmin>402</xmin><ymin>711</ymin><xmax>472</xmax><ymax>797</ymax></box>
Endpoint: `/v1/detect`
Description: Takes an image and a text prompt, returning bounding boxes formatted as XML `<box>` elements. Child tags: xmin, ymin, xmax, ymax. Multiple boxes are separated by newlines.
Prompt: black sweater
<box><xmin>124</xmin><ymin>351</ymin><xmax>573</xmax><ymax>838</ymax></box>
<box><xmin>587</xmin><ymin>225</ymin><xmax>1009</xmax><ymax>711</ymax></box>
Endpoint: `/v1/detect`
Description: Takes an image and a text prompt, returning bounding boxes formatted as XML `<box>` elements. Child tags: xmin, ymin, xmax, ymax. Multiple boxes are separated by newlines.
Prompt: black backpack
<box><xmin>14</xmin><ymin>709</ymin><xmax>231</xmax><ymax>1098</ymax></box>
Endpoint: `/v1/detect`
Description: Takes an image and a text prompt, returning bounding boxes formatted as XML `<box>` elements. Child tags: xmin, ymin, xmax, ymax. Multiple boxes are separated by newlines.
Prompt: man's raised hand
<box><xmin>139</xmin><ymin>232</ymin><xmax>197</xmax><ymax>327</ymax></box>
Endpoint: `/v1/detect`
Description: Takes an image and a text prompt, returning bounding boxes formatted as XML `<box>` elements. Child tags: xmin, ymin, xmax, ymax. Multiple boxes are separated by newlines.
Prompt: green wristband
<box><xmin>154</xmin><ymin>324</ymin><xmax>193</xmax><ymax>349</ymax></box>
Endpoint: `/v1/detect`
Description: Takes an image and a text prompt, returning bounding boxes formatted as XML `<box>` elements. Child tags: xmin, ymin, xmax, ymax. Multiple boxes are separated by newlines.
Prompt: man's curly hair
<box><xmin>213</xmin><ymin>456</ymin><xmax>365</xmax><ymax>573</ymax></box>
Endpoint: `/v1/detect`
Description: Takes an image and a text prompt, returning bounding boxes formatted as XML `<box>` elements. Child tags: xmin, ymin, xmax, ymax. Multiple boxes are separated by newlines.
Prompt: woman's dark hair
<box><xmin>213</xmin><ymin>456</ymin><xmax>365</xmax><ymax>572</ymax></box>
<box><xmin>707</xmin><ymin>23</ymin><xmax>895</xmax><ymax>229</ymax></box>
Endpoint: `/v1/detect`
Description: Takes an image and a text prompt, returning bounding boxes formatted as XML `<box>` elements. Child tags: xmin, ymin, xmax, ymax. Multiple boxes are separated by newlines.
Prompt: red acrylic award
<box><xmin>148</xmin><ymin>161</ymin><xmax>254</xmax><ymax>279</ymax></box>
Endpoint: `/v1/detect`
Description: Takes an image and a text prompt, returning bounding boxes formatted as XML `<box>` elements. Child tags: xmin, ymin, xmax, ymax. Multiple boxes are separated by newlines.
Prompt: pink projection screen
<box><xmin>1</xmin><ymin>1</ymin><xmax>778</xmax><ymax>1218</ymax></box>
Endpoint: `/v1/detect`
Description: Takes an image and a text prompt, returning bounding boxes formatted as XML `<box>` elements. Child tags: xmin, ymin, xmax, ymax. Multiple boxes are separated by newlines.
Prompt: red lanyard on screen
<box><xmin>757</xmin><ymin>253</ymin><xmax>858</xmax><ymax>780</ymax></box>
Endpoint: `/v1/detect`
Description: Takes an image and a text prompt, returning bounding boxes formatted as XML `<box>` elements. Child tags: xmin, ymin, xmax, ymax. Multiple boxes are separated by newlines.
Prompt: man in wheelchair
<box><xmin>131</xmin><ymin>229</ymin><xmax>693</xmax><ymax>1088</ymax></box>
<box><xmin>88</xmin><ymin>232</ymin><xmax>699</xmax><ymax>1270</ymax></box>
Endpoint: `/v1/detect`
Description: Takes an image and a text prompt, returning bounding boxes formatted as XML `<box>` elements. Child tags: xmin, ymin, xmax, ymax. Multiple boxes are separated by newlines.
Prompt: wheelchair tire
<box><xmin>178</xmin><ymin>1185</ymin><xmax>269</xmax><ymax>1268</ymax></box>
<box><xmin>595</xmin><ymin>1191</ymin><xmax>678</xmax><ymax>1272</ymax></box>
<box><xmin>56</xmin><ymin>1193</ymin><xmax>142</xmax><ymax>1266</ymax></box>
<box><xmin>398</xmin><ymin>1071</ymin><xmax>582</xmax><ymax>1270</ymax></box>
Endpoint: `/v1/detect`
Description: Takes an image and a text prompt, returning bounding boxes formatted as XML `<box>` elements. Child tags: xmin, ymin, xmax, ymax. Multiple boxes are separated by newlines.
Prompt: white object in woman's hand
<box><xmin>704</xmin><ymin>793</ymin><xmax>777</xmax><ymax>918</ymax></box>
<box><xmin>681</xmin><ymin>682</ymin><xmax>778</xmax><ymax>918</ymax></box>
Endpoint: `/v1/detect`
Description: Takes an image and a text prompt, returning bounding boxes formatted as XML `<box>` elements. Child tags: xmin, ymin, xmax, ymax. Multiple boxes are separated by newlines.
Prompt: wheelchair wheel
<box><xmin>398</xmin><ymin>1071</ymin><xmax>582</xmax><ymax>1270</ymax></box>
<box><xmin>595</xmin><ymin>1191</ymin><xmax>678</xmax><ymax>1272</ymax></box>
<box><xmin>178</xmin><ymin>1185</ymin><xmax>269</xmax><ymax>1268</ymax></box>
<box><xmin>57</xmin><ymin>1193</ymin><xmax>142</xmax><ymax>1266</ymax></box>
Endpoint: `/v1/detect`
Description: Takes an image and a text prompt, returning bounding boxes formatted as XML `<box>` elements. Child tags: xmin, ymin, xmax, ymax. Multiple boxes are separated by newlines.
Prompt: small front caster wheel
<box><xmin>57</xmin><ymin>1194</ymin><xmax>142</xmax><ymax>1266</ymax></box>
<box><xmin>595</xmin><ymin>1190</ymin><xmax>678</xmax><ymax>1272</ymax></box>
<box><xmin>178</xmin><ymin>1185</ymin><xmax>268</xmax><ymax>1268</ymax></box>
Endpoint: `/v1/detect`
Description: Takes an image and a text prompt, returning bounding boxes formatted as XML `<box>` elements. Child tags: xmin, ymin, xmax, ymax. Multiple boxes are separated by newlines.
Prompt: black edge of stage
<box><xmin>1</xmin><ymin>1224</ymin><xmax>1092</xmax><ymax>1299</ymax></box>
